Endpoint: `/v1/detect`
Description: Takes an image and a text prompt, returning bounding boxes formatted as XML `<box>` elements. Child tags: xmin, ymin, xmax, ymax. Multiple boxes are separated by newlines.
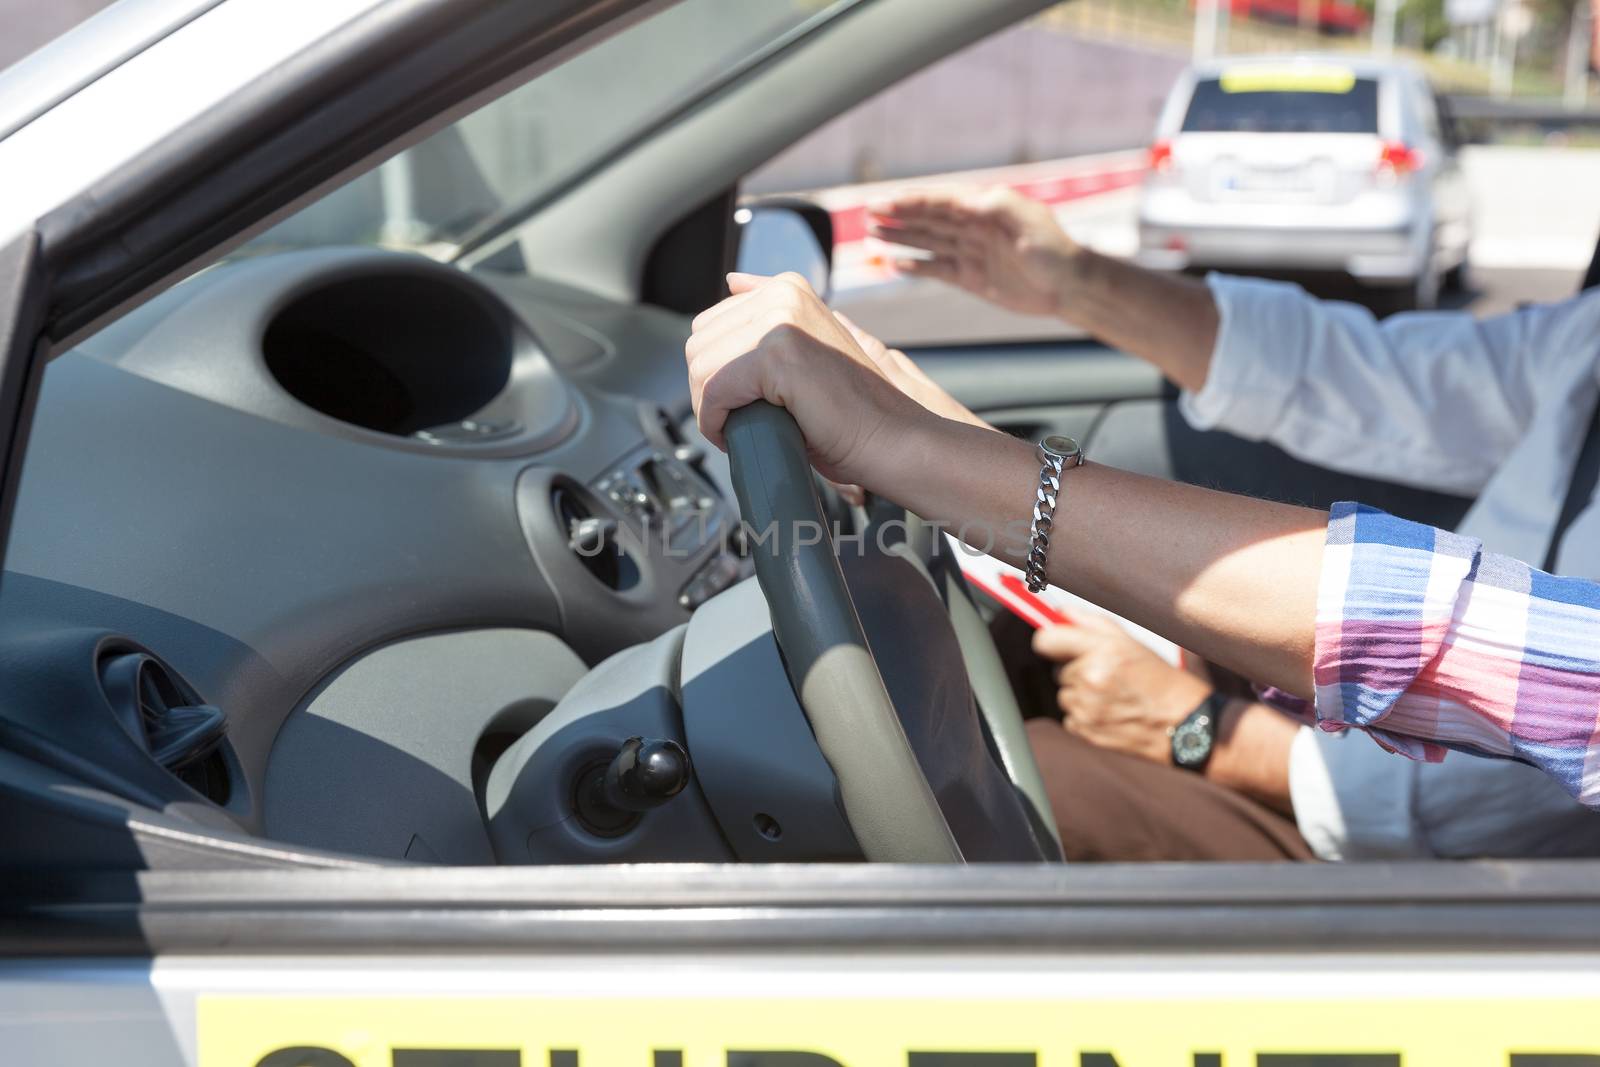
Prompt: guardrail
<box><xmin>1444</xmin><ymin>93</ymin><xmax>1600</xmax><ymax>137</ymax></box>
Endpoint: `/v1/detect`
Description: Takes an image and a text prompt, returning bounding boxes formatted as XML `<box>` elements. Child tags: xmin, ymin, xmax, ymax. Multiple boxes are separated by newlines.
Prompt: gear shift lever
<box><xmin>574</xmin><ymin>736</ymin><xmax>690</xmax><ymax>836</ymax></box>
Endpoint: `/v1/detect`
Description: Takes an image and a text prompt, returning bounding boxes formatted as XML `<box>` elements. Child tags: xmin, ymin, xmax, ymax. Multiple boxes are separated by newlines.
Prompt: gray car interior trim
<box><xmin>0</xmin><ymin>744</ymin><xmax>375</xmax><ymax>874</ymax></box>
<box><xmin>266</xmin><ymin>628</ymin><xmax>589</xmax><ymax>864</ymax></box>
<box><xmin>0</xmin><ymin>231</ymin><xmax>46</xmax><ymax>568</ymax></box>
<box><xmin>724</xmin><ymin>402</ymin><xmax>961</xmax><ymax>863</ymax></box>
<box><xmin>0</xmin><ymin>628</ymin><xmax>253</xmax><ymax>833</ymax></box>
<box><xmin>13</xmin><ymin>861</ymin><xmax>1600</xmax><ymax>955</ymax></box>
<box><xmin>0</xmin><ymin>245</ymin><xmax>748</xmax><ymax>863</ymax></box>
<box><xmin>911</xmin><ymin>342</ymin><xmax>1168</xmax><ymax>413</ymax></box>
<box><xmin>512</xmin><ymin>455</ymin><xmax>741</xmax><ymax>659</ymax></box>
<box><xmin>84</xmin><ymin>248</ymin><xmax>580</xmax><ymax>457</ymax></box>
<box><xmin>485</xmin><ymin>625</ymin><xmax>734</xmax><ymax>865</ymax></box>
<box><xmin>679</xmin><ymin>577</ymin><xmax>862</xmax><ymax>862</ymax></box>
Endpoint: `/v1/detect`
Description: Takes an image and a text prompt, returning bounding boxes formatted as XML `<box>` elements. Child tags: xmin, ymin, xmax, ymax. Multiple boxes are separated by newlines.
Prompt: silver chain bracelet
<box><xmin>1025</xmin><ymin>435</ymin><xmax>1083</xmax><ymax>593</ymax></box>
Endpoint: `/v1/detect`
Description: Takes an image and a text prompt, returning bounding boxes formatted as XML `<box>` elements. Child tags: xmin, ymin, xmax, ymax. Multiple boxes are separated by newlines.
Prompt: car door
<box><xmin>7</xmin><ymin>4</ymin><xmax>1600</xmax><ymax>1066</ymax></box>
<box><xmin>8</xmin><ymin>861</ymin><xmax>1600</xmax><ymax>1066</ymax></box>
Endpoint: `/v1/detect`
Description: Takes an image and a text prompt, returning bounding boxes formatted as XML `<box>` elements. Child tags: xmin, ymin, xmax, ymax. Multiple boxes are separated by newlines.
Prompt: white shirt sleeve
<box><xmin>1181</xmin><ymin>273</ymin><xmax>1576</xmax><ymax>497</ymax></box>
<box><xmin>1287</xmin><ymin>726</ymin><xmax>1425</xmax><ymax>861</ymax></box>
<box><xmin>1289</xmin><ymin>720</ymin><xmax>1600</xmax><ymax>860</ymax></box>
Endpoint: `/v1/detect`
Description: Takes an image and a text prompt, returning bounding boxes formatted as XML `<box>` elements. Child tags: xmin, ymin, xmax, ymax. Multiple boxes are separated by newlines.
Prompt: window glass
<box><xmin>240</xmin><ymin>0</ymin><xmax>851</xmax><ymax>257</ymax></box>
<box><xmin>745</xmin><ymin>2</ymin><xmax>1144</xmax><ymax>346</ymax></box>
<box><xmin>1180</xmin><ymin>78</ymin><xmax>1380</xmax><ymax>134</ymax></box>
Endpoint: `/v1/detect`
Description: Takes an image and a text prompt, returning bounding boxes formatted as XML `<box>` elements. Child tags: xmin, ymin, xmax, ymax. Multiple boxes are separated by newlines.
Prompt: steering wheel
<box><xmin>862</xmin><ymin>498</ymin><xmax>1063</xmax><ymax>856</ymax></box>
<box><xmin>724</xmin><ymin>401</ymin><xmax>1053</xmax><ymax>862</ymax></box>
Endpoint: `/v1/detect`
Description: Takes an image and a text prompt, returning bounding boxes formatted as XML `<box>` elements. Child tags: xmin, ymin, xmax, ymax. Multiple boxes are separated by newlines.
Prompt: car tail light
<box><xmin>1148</xmin><ymin>140</ymin><xmax>1175</xmax><ymax>173</ymax></box>
<box><xmin>1377</xmin><ymin>141</ymin><xmax>1422</xmax><ymax>177</ymax></box>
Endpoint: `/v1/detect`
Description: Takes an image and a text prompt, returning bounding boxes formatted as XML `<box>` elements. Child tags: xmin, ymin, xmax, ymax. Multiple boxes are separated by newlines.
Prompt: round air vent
<box><xmin>99</xmin><ymin>651</ymin><xmax>232</xmax><ymax>804</ymax></box>
<box><xmin>262</xmin><ymin>273</ymin><xmax>514</xmax><ymax>436</ymax></box>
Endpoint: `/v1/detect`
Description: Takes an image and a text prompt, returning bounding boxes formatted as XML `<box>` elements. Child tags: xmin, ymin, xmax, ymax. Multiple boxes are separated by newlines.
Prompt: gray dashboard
<box><xmin>0</xmin><ymin>248</ymin><xmax>743</xmax><ymax>854</ymax></box>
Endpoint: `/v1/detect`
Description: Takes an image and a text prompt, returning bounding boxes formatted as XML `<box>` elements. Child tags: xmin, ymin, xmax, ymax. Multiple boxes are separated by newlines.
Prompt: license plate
<box><xmin>1219</xmin><ymin>165</ymin><xmax>1315</xmax><ymax>195</ymax></box>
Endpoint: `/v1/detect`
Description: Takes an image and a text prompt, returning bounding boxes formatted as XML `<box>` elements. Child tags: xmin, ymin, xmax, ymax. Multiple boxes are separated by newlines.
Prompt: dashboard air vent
<box><xmin>552</xmin><ymin>485</ymin><xmax>637</xmax><ymax>591</ymax></box>
<box><xmin>649</xmin><ymin>406</ymin><xmax>687</xmax><ymax>447</ymax></box>
<box><xmin>99</xmin><ymin>651</ymin><xmax>232</xmax><ymax>804</ymax></box>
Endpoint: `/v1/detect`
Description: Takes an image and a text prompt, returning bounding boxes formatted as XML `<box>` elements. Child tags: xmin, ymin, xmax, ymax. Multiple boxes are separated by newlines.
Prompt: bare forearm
<box><xmin>872</xmin><ymin>417</ymin><xmax>1325</xmax><ymax>697</ymax></box>
<box><xmin>1058</xmin><ymin>252</ymin><xmax>1219</xmax><ymax>394</ymax></box>
<box><xmin>1208</xmin><ymin>699</ymin><xmax>1298</xmax><ymax>816</ymax></box>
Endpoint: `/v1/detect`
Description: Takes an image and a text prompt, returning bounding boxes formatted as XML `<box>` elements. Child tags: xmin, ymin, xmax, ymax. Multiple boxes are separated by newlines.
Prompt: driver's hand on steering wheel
<box><xmin>831</xmin><ymin>310</ymin><xmax>988</xmax><ymax>430</ymax></box>
<box><xmin>823</xmin><ymin>310</ymin><xmax>989</xmax><ymax>504</ymax></box>
<box><xmin>686</xmin><ymin>271</ymin><xmax>934</xmax><ymax>492</ymax></box>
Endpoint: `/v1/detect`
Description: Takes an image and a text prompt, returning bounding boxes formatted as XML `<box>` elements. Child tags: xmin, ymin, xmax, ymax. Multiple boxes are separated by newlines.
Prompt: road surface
<box><xmin>839</xmin><ymin>262</ymin><xmax>1588</xmax><ymax>349</ymax></box>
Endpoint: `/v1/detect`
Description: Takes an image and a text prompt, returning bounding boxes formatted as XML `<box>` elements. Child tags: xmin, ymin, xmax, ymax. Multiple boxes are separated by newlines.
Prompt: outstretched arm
<box><xmin>868</xmin><ymin>186</ymin><xmax>1219</xmax><ymax>392</ymax></box>
<box><xmin>872</xmin><ymin>184</ymin><xmax>1589</xmax><ymax>497</ymax></box>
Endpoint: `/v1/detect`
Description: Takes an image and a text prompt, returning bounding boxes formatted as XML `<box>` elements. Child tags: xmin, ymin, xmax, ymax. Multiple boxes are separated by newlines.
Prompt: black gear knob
<box><xmin>603</xmin><ymin>736</ymin><xmax>690</xmax><ymax>811</ymax></box>
<box><xmin>574</xmin><ymin>737</ymin><xmax>691</xmax><ymax>837</ymax></box>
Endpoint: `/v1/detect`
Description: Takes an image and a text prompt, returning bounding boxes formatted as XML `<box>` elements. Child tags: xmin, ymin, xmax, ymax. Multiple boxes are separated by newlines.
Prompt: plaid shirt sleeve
<box><xmin>1314</xmin><ymin>502</ymin><xmax>1600</xmax><ymax>809</ymax></box>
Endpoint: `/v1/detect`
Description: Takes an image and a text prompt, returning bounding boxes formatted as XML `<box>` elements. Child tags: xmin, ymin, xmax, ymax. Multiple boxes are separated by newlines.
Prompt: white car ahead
<box><xmin>1137</xmin><ymin>54</ymin><xmax>1473</xmax><ymax>310</ymax></box>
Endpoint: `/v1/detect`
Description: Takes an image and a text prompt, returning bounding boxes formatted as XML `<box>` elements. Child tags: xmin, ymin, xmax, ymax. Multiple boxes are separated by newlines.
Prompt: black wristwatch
<box><xmin>1170</xmin><ymin>691</ymin><xmax>1230</xmax><ymax>773</ymax></box>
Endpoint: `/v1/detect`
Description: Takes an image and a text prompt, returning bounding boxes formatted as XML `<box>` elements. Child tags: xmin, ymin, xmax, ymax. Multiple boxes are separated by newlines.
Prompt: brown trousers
<box><xmin>1025</xmin><ymin>719</ymin><xmax>1314</xmax><ymax>862</ymax></box>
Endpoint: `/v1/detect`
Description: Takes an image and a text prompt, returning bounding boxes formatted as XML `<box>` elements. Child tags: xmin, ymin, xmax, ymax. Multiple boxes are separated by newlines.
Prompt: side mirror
<box><xmin>734</xmin><ymin>198</ymin><xmax>834</xmax><ymax>300</ymax></box>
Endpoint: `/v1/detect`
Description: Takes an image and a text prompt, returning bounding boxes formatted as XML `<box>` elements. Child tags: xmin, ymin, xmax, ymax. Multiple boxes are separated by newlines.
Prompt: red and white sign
<box><xmin>954</xmin><ymin>540</ymin><xmax>1182</xmax><ymax>667</ymax></box>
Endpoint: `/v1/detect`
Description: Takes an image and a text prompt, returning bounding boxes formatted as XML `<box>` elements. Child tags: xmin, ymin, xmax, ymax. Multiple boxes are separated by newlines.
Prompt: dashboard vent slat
<box><xmin>100</xmin><ymin>651</ymin><xmax>231</xmax><ymax>802</ymax></box>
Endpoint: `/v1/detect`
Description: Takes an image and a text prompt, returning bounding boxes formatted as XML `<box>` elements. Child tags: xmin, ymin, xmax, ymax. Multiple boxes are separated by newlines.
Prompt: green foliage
<box><xmin>1400</xmin><ymin>0</ymin><xmax>1453</xmax><ymax>50</ymax></box>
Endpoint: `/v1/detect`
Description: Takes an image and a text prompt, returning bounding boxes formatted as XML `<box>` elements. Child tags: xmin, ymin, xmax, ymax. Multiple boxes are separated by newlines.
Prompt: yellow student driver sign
<box><xmin>199</xmin><ymin>995</ymin><xmax>1600</xmax><ymax>1066</ymax></box>
<box><xmin>1218</xmin><ymin>65</ymin><xmax>1358</xmax><ymax>94</ymax></box>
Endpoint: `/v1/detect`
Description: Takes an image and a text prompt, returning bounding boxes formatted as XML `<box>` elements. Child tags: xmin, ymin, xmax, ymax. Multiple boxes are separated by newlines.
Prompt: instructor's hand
<box><xmin>868</xmin><ymin>185</ymin><xmax>1085</xmax><ymax>317</ymax></box>
<box><xmin>686</xmin><ymin>271</ymin><xmax>932</xmax><ymax>491</ymax></box>
<box><xmin>1032</xmin><ymin>615</ymin><xmax>1211</xmax><ymax>766</ymax></box>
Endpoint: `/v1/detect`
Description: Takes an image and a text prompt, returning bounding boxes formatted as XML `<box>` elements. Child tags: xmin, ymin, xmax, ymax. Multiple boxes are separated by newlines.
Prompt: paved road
<box><xmin>837</xmin><ymin>260</ymin><xmax>1587</xmax><ymax>350</ymax></box>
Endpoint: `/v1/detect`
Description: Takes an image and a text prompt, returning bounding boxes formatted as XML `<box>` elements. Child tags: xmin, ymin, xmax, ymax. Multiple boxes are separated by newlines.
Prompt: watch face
<box><xmin>1172</xmin><ymin>717</ymin><xmax>1215</xmax><ymax>768</ymax></box>
<box><xmin>1040</xmin><ymin>434</ymin><xmax>1081</xmax><ymax>463</ymax></box>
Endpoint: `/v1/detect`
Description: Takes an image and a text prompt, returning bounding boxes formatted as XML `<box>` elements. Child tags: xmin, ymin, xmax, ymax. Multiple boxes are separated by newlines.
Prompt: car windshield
<box><xmin>1182</xmin><ymin>75</ymin><xmax>1380</xmax><ymax>134</ymax></box>
<box><xmin>237</xmin><ymin>0</ymin><xmax>850</xmax><ymax>259</ymax></box>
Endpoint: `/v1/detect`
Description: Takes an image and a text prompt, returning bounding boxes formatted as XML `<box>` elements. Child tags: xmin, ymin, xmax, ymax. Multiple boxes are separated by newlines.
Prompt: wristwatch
<box><xmin>1024</xmin><ymin>434</ymin><xmax>1084</xmax><ymax>593</ymax></box>
<box><xmin>1169</xmin><ymin>691</ymin><xmax>1229</xmax><ymax>773</ymax></box>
